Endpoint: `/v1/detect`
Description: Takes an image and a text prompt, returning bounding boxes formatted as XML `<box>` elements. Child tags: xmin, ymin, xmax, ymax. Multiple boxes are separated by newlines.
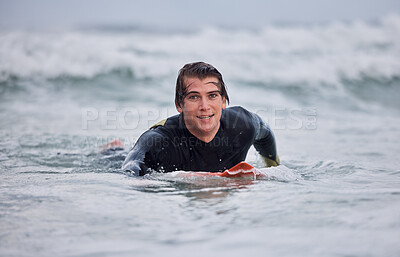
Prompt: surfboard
<box><xmin>175</xmin><ymin>162</ymin><xmax>264</xmax><ymax>179</ymax></box>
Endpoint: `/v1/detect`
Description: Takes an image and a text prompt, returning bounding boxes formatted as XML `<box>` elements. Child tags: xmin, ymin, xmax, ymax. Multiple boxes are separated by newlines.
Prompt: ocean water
<box><xmin>1</xmin><ymin>15</ymin><xmax>400</xmax><ymax>257</ymax></box>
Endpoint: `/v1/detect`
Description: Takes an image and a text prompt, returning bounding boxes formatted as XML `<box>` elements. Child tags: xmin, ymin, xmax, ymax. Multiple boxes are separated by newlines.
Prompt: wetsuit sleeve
<box><xmin>122</xmin><ymin>130</ymin><xmax>163</xmax><ymax>176</ymax></box>
<box><xmin>251</xmin><ymin>112</ymin><xmax>280</xmax><ymax>167</ymax></box>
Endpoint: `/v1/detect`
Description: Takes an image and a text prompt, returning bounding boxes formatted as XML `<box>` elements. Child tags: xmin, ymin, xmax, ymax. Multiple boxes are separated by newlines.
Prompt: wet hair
<box><xmin>175</xmin><ymin>62</ymin><xmax>230</xmax><ymax>108</ymax></box>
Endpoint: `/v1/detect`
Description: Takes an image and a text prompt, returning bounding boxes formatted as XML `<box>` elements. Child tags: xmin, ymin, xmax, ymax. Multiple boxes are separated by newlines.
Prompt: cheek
<box><xmin>213</xmin><ymin>101</ymin><xmax>225</xmax><ymax>111</ymax></box>
<box><xmin>181</xmin><ymin>105</ymin><xmax>198</xmax><ymax>120</ymax></box>
<box><xmin>183</xmin><ymin>102</ymin><xmax>198</xmax><ymax>113</ymax></box>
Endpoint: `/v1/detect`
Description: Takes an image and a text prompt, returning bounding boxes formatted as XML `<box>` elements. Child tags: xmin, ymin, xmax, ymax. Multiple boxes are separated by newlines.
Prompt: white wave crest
<box><xmin>1</xmin><ymin>14</ymin><xmax>399</xmax><ymax>86</ymax></box>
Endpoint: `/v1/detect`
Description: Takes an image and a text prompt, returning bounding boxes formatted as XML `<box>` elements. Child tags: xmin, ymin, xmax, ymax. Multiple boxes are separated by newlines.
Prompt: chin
<box><xmin>199</xmin><ymin>124</ymin><xmax>216</xmax><ymax>133</ymax></box>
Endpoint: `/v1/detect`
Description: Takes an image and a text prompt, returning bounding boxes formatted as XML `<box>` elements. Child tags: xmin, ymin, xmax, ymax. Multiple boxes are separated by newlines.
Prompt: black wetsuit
<box><xmin>122</xmin><ymin>106</ymin><xmax>279</xmax><ymax>176</ymax></box>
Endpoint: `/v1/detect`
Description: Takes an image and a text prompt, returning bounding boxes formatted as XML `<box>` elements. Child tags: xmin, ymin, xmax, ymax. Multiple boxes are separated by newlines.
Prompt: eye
<box><xmin>187</xmin><ymin>95</ymin><xmax>199</xmax><ymax>101</ymax></box>
<box><xmin>208</xmin><ymin>93</ymin><xmax>219</xmax><ymax>99</ymax></box>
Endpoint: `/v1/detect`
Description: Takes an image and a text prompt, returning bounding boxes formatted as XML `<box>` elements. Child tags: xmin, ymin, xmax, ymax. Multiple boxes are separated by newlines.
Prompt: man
<box><xmin>122</xmin><ymin>62</ymin><xmax>279</xmax><ymax>176</ymax></box>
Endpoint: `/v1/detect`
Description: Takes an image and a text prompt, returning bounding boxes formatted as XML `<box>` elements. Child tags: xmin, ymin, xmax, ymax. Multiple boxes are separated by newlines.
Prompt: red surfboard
<box><xmin>217</xmin><ymin>162</ymin><xmax>257</xmax><ymax>178</ymax></box>
<box><xmin>176</xmin><ymin>162</ymin><xmax>263</xmax><ymax>179</ymax></box>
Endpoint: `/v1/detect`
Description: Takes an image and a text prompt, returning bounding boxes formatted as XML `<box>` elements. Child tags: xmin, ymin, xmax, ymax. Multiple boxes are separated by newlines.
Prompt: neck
<box><xmin>193</xmin><ymin>130</ymin><xmax>219</xmax><ymax>143</ymax></box>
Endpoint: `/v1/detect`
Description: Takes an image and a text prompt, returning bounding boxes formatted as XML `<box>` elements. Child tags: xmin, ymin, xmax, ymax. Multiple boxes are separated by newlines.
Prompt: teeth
<box><xmin>198</xmin><ymin>114</ymin><xmax>214</xmax><ymax>119</ymax></box>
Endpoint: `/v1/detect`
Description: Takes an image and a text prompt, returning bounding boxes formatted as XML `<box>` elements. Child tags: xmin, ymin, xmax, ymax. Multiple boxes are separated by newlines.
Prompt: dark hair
<box><xmin>175</xmin><ymin>62</ymin><xmax>230</xmax><ymax>108</ymax></box>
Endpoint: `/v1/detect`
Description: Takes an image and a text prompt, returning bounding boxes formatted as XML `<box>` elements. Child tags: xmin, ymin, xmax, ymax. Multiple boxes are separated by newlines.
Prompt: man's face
<box><xmin>176</xmin><ymin>76</ymin><xmax>226</xmax><ymax>143</ymax></box>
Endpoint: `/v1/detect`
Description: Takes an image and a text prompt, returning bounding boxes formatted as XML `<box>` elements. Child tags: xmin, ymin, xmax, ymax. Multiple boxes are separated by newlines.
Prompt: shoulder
<box><xmin>135</xmin><ymin>114</ymin><xmax>182</xmax><ymax>149</ymax></box>
<box><xmin>150</xmin><ymin>114</ymin><xmax>180</xmax><ymax>131</ymax></box>
<box><xmin>133</xmin><ymin>129</ymin><xmax>165</xmax><ymax>152</ymax></box>
<box><xmin>222</xmin><ymin>106</ymin><xmax>257</xmax><ymax>129</ymax></box>
<box><xmin>223</xmin><ymin>106</ymin><xmax>254</xmax><ymax>118</ymax></box>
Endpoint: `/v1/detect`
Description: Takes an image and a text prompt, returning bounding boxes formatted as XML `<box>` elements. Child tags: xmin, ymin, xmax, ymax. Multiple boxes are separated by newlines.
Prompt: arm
<box><xmin>251</xmin><ymin>113</ymin><xmax>280</xmax><ymax>167</ymax></box>
<box><xmin>122</xmin><ymin>130</ymin><xmax>162</xmax><ymax>176</ymax></box>
<box><xmin>121</xmin><ymin>145</ymin><xmax>149</xmax><ymax>176</ymax></box>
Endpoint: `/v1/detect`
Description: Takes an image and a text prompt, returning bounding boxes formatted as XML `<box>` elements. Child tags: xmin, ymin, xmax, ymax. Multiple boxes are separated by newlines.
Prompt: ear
<box><xmin>176</xmin><ymin>104</ymin><xmax>183</xmax><ymax>113</ymax></box>
<box><xmin>222</xmin><ymin>97</ymin><xmax>227</xmax><ymax>109</ymax></box>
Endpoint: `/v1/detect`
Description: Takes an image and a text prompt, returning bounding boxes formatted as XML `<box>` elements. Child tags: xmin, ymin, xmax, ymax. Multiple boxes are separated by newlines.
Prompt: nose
<box><xmin>199</xmin><ymin>97</ymin><xmax>210</xmax><ymax>110</ymax></box>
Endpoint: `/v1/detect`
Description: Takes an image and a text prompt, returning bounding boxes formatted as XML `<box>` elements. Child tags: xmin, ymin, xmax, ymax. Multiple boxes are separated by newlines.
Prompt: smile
<box><xmin>197</xmin><ymin>114</ymin><xmax>215</xmax><ymax>120</ymax></box>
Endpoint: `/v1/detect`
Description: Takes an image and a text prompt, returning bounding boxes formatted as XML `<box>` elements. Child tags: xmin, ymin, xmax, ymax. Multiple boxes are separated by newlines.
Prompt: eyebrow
<box><xmin>185</xmin><ymin>90</ymin><xmax>221</xmax><ymax>96</ymax></box>
<box><xmin>187</xmin><ymin>81</ymin><xmax>219</xmax><ymax>87</ymax></box>
<box><xmin>206</xmin><ymin>81</ymin><xmax>219</xmax><ymax>86</ymax></box>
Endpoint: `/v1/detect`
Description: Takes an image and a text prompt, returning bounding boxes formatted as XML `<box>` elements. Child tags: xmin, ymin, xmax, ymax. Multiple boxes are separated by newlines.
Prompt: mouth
<box><xmin>197</xmin><ymin>114</ymin><xmax>215</xmax><ymax>120</ymax></box>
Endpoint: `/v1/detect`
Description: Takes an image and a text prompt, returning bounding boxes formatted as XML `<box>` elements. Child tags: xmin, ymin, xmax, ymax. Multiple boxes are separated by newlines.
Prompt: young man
<box><xmin>122</xmin><ymin>62</ymin><xmax>279</xmax><ymax>176</ymax></box>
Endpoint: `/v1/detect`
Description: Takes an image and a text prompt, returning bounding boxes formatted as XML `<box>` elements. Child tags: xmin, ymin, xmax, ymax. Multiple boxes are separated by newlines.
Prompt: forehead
<box><xmin>184</xmin><ymin>76</ymin><xmax>220</xmax><ymax>92</ymax></box>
